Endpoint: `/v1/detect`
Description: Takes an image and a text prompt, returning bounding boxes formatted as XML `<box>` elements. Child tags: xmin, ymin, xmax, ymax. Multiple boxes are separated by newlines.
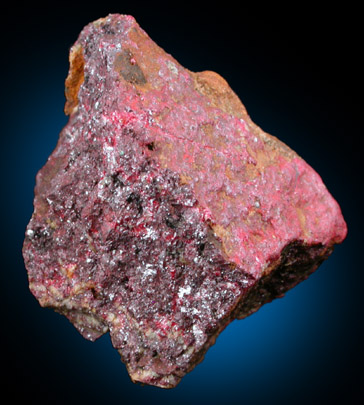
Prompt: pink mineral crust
<box><xmin>22</xmin><ymin>14</ymin><xmax>347</xmax><ymax>388</ymax></box>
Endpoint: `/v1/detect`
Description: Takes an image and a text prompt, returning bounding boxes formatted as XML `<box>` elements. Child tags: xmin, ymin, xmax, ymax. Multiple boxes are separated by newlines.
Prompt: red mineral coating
<box><xmin>22</xmin><ymin>14</ymin><xmax>347</xmax><ymax>388</ymax></box>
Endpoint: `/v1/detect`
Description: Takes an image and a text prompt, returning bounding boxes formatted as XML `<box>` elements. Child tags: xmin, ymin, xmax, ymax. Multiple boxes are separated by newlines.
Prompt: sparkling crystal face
<box><xmin>23</xmin><ymin>117</ymin><xmax>254</xmax><ymax>386</ymax></box>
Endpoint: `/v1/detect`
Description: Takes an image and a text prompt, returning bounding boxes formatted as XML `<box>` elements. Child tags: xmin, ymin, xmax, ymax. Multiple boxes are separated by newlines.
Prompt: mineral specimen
<box><xmin>23</xmin><ymin>14</ymin><xmax>347</xmax><ymax>388</ymax></box>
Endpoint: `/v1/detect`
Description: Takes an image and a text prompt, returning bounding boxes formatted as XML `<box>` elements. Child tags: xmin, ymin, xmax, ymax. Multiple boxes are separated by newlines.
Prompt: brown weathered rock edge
<box><xmin>23</xmin><ymin>14</ymin><xmax>347</xmax><ymax>389</ymax></box>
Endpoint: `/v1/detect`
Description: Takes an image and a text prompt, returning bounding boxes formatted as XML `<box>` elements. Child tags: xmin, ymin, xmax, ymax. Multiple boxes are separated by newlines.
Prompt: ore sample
<box><xmin>23</xmin><ymin>14</ymin><xmax>347</xmax><ymax>388</ymax></box>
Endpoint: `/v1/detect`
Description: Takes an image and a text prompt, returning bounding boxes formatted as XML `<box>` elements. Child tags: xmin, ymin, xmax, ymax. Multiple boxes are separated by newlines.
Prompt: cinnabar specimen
<box><xmin>23</xmin><ymin>14</ymin><xmax>347</xmax><ymax>388</ymax></box>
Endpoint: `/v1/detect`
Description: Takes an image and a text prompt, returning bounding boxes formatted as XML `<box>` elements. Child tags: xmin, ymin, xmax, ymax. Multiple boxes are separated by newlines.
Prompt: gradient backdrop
<box><xmin>2</xmin><ymin>3</ymin><xmax>362</xmax><ymax>404</ymax></box>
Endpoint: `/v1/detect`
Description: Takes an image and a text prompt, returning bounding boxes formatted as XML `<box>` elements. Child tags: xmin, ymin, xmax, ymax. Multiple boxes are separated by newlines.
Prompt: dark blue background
<box><xmin>2</xmin><ymin>2</ymin><xmax>362</xmax><ymax>404</ymax></box>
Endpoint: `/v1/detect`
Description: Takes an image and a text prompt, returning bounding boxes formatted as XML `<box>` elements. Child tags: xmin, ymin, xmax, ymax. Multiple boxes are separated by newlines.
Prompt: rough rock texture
<box><xmin>23</xmin><ymin>14</ymin><xmax>347</xmax><ymax>388</ymax></box>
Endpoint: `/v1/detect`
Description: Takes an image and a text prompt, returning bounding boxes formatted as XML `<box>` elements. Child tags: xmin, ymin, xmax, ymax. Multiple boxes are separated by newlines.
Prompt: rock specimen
<box><xmin>23</xmin><ymin>14</ymin><xmax>347</xmax><ymax>388</ymax></box>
